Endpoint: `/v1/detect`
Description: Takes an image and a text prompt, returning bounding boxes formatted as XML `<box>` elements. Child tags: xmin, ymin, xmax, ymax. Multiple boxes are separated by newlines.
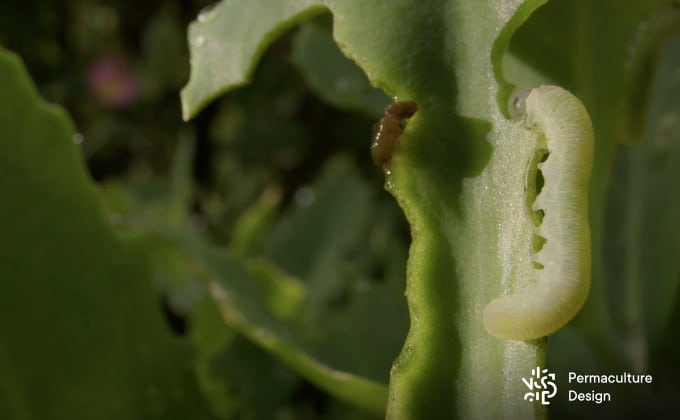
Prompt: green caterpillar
<box><xmin>483</xmin><ymin>85</ymin><xmax>594</xmax><ymax>341</ymax></box>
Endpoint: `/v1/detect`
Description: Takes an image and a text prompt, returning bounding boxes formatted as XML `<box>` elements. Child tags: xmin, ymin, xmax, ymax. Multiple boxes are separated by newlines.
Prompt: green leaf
<box><xmin>189</xmin><ymin>296</ymin><xmax>301</xmax><ymax>420</ymax></box>
<box><xmin>509</xmin><ymin>0</ymin><xmax>680</xmax><ymax>373</ymax></box>
<box><xmin>138</xmin><ymin>157</ymin><xmax>408</xmax><ymax>416</ymax></box>
<box><xmin>291</xmin><ymin>22</ymin><xmax>389</xmax><ymax>117</ymax></box>
<box><xmin>508</xmin><ymin>0</ymin><xmax>679</xmax><ymax>223</ymax></box>
<box><xmin>100</xmin><ymin>130</ymin><xmax>196</xmax><ymax>229</ymax></box>
<box><xmin>508</xmin><ymin>3</ymin><xmax>680</xmax><ymax>416</ymax></box>
<box><xmin>180</xmin><ymin>0</ymin><xmax>327</xmax><ymax>119</ymax></box>
<box><xmin>230</xmin><ymin>187</ymin><xmax>282</xmax><ymax>258</ymax></box>
<box><xmin>179</xmin><ymin>0</ymin><xmax>680</xmax><ymax>417</ymax></box>
<box><xmin>601</xmin><ymin>35</ymin><xmax>680</xmax><ymax>367</ymax></box>
<box><xmin>263</xmin><ymin>157</ymin><xmax>409</xmax><ymax>382</ymax></box>
<box><xmin>150</xmin><ymin>229</ymin><xmax>390</xmax><ymax>416</ymax></box>
<box><xmin>0</xmin><ymin>48</ymin><xmax>214</xmax><ymax>419</ymax></box>
<box><xmin>263</xmin><ymin>157</ymin><xmax>374</xmax><ymax>314</ymax></box>
<box><xmin>180</xmin><ymin>0</ymin><xmax>551</xmax><ymax>418</ymax></box>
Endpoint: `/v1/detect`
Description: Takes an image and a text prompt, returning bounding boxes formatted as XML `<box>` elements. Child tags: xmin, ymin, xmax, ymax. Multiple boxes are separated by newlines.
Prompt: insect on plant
<box><xmin>483</xmin><ymin>85</ymin><xmax>594</xmax><ymax>341</ymax></box>
<box><xmin>371</xmin><ymin>100</ymin><xmax>418</xmax><ymax>166</ymax></box>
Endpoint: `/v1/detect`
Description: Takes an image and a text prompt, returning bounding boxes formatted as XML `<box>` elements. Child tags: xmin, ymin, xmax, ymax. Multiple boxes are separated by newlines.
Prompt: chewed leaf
<box><xmin>181</xmin><ymin>0</ymin><xmax>326</xmax><ymax>119</ymax></box>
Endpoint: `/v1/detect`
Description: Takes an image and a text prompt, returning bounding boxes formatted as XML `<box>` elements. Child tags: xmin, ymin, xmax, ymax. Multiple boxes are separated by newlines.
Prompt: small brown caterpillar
<box><xmin>371</xmin><ymin>101</ymin><xmax>418</xmax><ymax>165</ymax></box>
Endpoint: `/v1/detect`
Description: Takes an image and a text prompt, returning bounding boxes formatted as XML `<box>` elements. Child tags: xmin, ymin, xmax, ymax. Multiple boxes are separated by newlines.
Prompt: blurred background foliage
<box><xmin>2</xmin><ymin>1</ymin><xmax>679</xmax><ymax>419</ymax></box>
<box><xmin>0</xmin><ymin>1</ymin><xmax>408</xmax><ymax>419</ymax></box>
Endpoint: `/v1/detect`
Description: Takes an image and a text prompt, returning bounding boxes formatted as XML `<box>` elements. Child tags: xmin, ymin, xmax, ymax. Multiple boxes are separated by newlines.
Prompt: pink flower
<box><xmin>87</xmin><ymin>58</ymin><xmax>139</xmax><ymax>109</ymax></box>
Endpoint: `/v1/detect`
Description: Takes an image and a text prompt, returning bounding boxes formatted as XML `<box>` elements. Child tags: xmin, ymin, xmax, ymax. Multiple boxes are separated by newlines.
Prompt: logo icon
<box><xmin>522</xmin><ymin>367</ymin><xmax>557</xmax><ymax>405</ymax></box>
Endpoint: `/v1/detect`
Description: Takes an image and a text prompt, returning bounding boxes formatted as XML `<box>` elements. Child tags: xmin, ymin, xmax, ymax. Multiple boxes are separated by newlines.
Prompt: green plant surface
<box><xmin>510</xmin><ymin>2</ymin><xmax>680</xmax><ymax>356</ymax></box>
<box><xmin>290</xmin><ymin>21</ymin><xmax>390</xmax><ymax>117</ymax></box>
<box><xmin>0</xmin><ymin>48</ymin><xmax>215</xmax><ymax>419</ymax></box>
<box><xmin>181</xmin><ymin>0</ymin><xmax>549</xmax><ymax>418</ymax></box>
<box><xmin>179</xmin><ymin>236</ymin><xmax>391</xmax><ymax>416</ymax></box>
<box><xmin>136</xmin><ymin>231</ymin><xmax>307</xmax><ymax>420</ymax></box>
<box><xmin>181</xmin><ymin>0</ymin><xmax>680</xmax><ymax>418</ymax></box>
<box><xmin>509</xmin><ymin>0</ymin><xmax>679</xmax><ymax>146</ymax></box>
<box><xmin>131</xmin><ymin>156</ymin><xmax>409</xmax><ymax>416</ymax></box>
<box><xmin>97</xmin><ymin>93</ymin><xmax>408</xmax><ymax>415</ymax></box>
<box><xmin>544</xmin><ymin>35</ymin><xmax>680</xmax><ymax>418</ymax></box>
<box><xmin>509</xmin><ymin>0</ymin><xmax>680</xmax><ymax>373</ymax></box>
<box><xmin>180</xmin><ymin>0</ymin><xmax>327</xmax><ymax>120</ymax></box>
<box><xmin>4</xmin><ymin>0</ymin><xmax>675</xmax><ymax>418</ymax></box>
<box><xmin>620</xmin><ymin>36</ymin><xmax>680</xmax><ymax>346</ymax></box>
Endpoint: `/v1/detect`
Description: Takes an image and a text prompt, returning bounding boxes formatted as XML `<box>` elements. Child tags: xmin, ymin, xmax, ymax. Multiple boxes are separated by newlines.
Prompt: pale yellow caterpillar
<box><xmin>483</xmin><ymin>85</ymin><xmax>594</xmax><ymax>341</ymax></box>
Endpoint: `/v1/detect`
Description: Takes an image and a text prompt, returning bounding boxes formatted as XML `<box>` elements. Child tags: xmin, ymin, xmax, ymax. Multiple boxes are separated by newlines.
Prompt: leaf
<box><xmin>151</xmin><ymin>229</ymin><xmax>390</xmax><ymax>416</ymax></box>
<box><xmin>100</xmin><ymin>129</ymin><xmax>196</xmax><ymax>229</ymax></box>
<box><xmin>509</xmin><ymin>0</ymin><xmax>680</xmax><ymax>371</ymax></box>
<box><xmin>291</xmin><ymin>22</ymin><xmax>389</xmax><ymax>117</ymax></box>
<box><xmin>176</xmin><ymin>0</ymin><xmax>676</xmax><ymax>416</ymax></box>
<box><xmin>139</xmin><ymin>157</ymin><xmax>408</xmax><ymax>416</ymax></box>
<box><xmin>230</xmin><ymin>187</ymin><xmax>282</xmax><ymax>258</ymax></box>
<box><xmin>263</xmin><ymin>157</ymin><xmax>409</xmax><ymax>382</ymax></box>
<box><xmin>507</xmin><ymin>0</ymin><xmax>680</xmax><ymax>262</ymax></box>
<box><xmin>179</xmin><ymin>1</ymin><xmax>553</xmax><ymax>418</ymax></box>
<box><xmin>263</xmin><ymin>156</ymin><xmax>374</xmax><ymax>313</ymax></box>
<box><xmin>180</xmin><ymin>0</ymin><xmax>327</xmax><ymax>119</ymax></box>
<box><xmin>189</xmin><ymin>296</ymin><xmax>301</xmax><ymax>420</ymax></box>
<box><xmin>0</xmin><ymin>48</ymin><xmax>215</xmax><ymax>419</ymax></box>
<box><xmin>601</xmin><ymin>35</ymin><xmax>680</xmax><ymax>365</ymax></box>
<box><xmin>509</xmin><ymin>3</ymin><xmax>680</xmax><ymax>416</ymax></box>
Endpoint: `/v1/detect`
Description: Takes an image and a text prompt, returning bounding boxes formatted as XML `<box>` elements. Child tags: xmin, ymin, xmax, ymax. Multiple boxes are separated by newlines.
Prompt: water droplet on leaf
<box><xmin>191</xmin><ymin>35</ymin><xmax>205</xmax><ymax>47</ymax></box>
<box><xmin>197</xmin><ymin>5</ymin><xmax>219</xmax><ymax>23</ymax></box>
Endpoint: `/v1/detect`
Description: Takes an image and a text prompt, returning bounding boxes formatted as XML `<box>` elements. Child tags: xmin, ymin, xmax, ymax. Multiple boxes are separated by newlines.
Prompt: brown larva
<box><xmin>371</xmin><ymin>101</ymin><xmax>418</xmax><ymax>166</ymax></box>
